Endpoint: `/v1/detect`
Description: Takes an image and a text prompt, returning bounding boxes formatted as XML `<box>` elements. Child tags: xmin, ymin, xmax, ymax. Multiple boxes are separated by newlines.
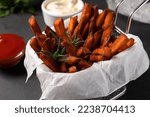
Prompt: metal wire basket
<box><xmin>95</xmin><ymin>0</ymin><xmax>150</xmax><ymax>100</ymax></box>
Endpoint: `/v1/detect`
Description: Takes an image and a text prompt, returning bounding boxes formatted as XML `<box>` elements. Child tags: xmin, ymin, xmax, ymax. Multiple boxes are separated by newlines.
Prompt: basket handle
<box><xmin>114</xmin><ymin>0</ymin><xmax>126</xmax><ymax>25</ymax></box>
<box><xmin>126</xmin><ymin>0</ymin><xmax>150</xmax><ymax>33</ymax></box>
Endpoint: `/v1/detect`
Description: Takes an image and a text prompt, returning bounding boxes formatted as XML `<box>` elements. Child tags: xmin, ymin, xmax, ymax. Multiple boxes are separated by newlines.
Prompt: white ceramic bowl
<box><xmin>41</xmin><ymin>0</ymin><xmax>84</xmax><ymax>27</ymax></box>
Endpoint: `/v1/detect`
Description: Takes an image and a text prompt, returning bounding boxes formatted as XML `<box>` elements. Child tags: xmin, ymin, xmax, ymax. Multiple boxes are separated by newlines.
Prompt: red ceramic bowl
<box><xmin>0</xmin><ymin>34</ymin><xmax>26</xmax><ymax>68</ymax></box>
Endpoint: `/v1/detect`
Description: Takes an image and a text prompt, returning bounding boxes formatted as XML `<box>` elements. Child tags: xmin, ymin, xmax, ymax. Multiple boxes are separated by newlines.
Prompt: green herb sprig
<box><xmin>71</xmin><ymin>35</ymin><xmax>84</xmax><ymax>47</ymax></box>
<box><xmin>40</xmin><ymin>30</ymin><xmax>84</xmax><ymax>61</ymax></box>
<box><xmin>65</xmin><ymin>33</ymin><xmax>84</xmax><ymax>47</ymax></box>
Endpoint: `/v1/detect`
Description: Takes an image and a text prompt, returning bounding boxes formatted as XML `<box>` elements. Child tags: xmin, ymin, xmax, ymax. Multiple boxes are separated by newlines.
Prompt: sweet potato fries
<box><xmin>28</xmin><ymin>3</ymin><xmax>135</xmax><ymax>73</ymax></box>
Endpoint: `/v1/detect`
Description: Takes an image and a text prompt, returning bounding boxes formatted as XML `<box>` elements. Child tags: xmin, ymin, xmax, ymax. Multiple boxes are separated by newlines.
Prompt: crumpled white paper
<box><xmin>24</xmin><ymin>34</ymin><xmax>149</xmax><ymax>99</ymax></box>
<box><xmin>24</xmin><ymin>10</ymin><xmax>149</xmax><ymax>100</ymax></box>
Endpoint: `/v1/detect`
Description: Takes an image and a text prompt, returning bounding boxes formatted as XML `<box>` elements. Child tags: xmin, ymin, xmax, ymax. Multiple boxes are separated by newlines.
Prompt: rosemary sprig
<box><xmin>40</xmin><ymin>31</ymin><xmax>84</xmax><ymax>61</ymax></box>
<box><xmin>52</xmin><ymin>38</ymin><xmax>61</xmax><ymax>60</ymax></box>
<box><xmin>60</xmin><ymin>46</ymin><xmax>66</xmax><ymax>55</ymax></box>
<box><xmin>71</xmin><ymin>35</ymin><xmax>84</xmax><ymax>47</ymax></box>
<box><xmin>39</xmin><ymin>49</ymin><xmax>66</xmax><ymax>61</ymax></box>
<box><xmin>65</xmin><ymin>33</ymin><xmax>84</xmax><ymax>47</ymax></box>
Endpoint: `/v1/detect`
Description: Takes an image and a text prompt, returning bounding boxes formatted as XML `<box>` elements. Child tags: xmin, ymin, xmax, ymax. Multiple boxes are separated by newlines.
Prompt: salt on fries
<box><xmin>28</xmin><ymin>3</ymin><xmax>134</xmax><ymax>73</ymax></box>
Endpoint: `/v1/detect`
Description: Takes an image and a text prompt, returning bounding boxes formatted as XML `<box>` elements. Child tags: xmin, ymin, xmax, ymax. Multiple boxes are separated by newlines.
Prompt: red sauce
<box><xmin>0</xmin><ymin>34</ymin><xmax>26</xmax><ymax>61</ymax></box>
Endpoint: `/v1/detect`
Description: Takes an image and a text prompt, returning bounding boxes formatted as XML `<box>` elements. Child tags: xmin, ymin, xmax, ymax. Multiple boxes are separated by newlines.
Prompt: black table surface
<box><xmin>0</xmin><ymin>0</ymin><xmax>150</xmax><ymax>100</ymax></box>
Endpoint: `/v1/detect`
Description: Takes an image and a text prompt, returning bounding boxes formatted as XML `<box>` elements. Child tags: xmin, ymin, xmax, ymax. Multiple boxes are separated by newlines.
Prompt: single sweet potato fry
<box><xmin>73</xmin><ymin>25</ymin><xmax>80</xmax><ymax>37</ymax></box>
<box><xmin>127</xmin><ymin>38</ymin><xmax>134</xmax><ymax>48</ymax></box>
<box><xmin>82</xmin><ymin>22</ymin><xmax>89</xmax><ymax>39</ymax></box>
<box><xmin>91</xmin><ymin>5</ymin><xmax>99</xmax><ymax>20</ymax></box>
<box><xmin>83</xmin><ymin>32</ymin><xmax>94</xmax><ymax>50</ymax></box>
<box><xmin>102</xmin><ymin>10</ymin><xmax>114</xmax><ymax>29</ymax></box>
<box><xmin>45</xmin><ymin>26</ymin><xmax>52</xmax><ymax>38</ymax></box>
<box><xmin>39</xmin><ymin>52</ymin><xmax>59</xmax><ymax>72</ymax></box>
<box><xmin>90</xmin><ymin>54</ymin><xmax>106</xmax><ymax>62</ymax></box>
<box><xmin>59</xmin><ymin>55</ymin><xmax>81</xmax><ymax>65</ymax></box>
<box><xmin>111</xmin><ymin>34</ymin><xmax>129</xmax><ymax>55</ymax></box>
<box><xmin>68</xmin><ymin>16</ymin><xmax>78</xmax><ymax>36</ymax></box>
<box><xmin>28</xmin><ymin>16</ymin><xmax>42</xmax><ymax>35</ymax></box>
<box><xmin>92</xmin><ymin>47</ymin><xmax>112</xmax><ymax>59</ymax></box>
<box><xmin>30</xmin><ymin>37</ymin><xmax>41</xmax><ymax>52</ymax></box>
<box><xmin>54</xmin><ymin>18</ymin><xmax>66</xmax><ymax>37</ymax></box>
<box><xmin>92</xmin><ymin>30</ymin><xmax>102</xmax><ymax>49</ymax></box>
<box><xmin>101</xmin><ymin>24</ymin><xmax>114</xmax><ymax>47</ymax></box>
<box><xmin>68</xmin><ymin>66</ymin><xmax>77</xmax><ymax>73</ymax></box>
<box><xmin>118</xmin><ymin>38</ymin><xmax>135</xmax><ymax>52</ymax></box>
<box><xmin>89</xmin><ymin>17</ymin><xmax>96</xmax><ymax>33</ymax></box>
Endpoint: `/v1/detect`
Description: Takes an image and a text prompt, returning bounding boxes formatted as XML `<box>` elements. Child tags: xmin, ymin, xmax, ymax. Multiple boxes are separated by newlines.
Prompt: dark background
<box><xmin>0</xmin><ymin>0</ymin><xmax>150</xmax><ymax>99</ymax></box>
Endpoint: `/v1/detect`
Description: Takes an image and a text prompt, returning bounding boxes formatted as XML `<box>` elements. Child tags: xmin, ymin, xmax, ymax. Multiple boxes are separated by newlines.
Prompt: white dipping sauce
<box><xmin>46</xmin><ymin>0</ymin><xmax>80</xmax><ymax>16</ymax></box>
